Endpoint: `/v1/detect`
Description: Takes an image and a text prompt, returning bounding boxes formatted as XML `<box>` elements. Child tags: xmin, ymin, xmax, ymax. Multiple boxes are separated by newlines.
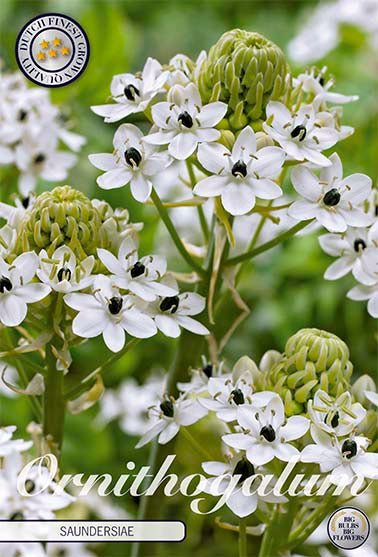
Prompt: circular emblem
<box><xmin>327</xmin><ymin>507</ymin><xmax>370</xmax><ymax>550</ymax></box>
<box><xmin>15</xmin><ymin>13</ymin><xmax>89</xmax><ymax>87</ymax></box>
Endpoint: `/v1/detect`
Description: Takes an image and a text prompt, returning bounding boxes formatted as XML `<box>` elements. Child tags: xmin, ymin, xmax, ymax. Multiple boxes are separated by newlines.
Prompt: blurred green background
<box><xmin>0</xmin><ymin>1</ymin><xmax>377</xmax><ymax>556</ymax></box>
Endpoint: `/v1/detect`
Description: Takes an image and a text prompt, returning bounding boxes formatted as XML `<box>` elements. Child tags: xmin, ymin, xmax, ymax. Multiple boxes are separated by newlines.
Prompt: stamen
<box><xmin>57</xmin><ymin>267</ymin><xmax>72</xmax><ymax>282</ymax></box>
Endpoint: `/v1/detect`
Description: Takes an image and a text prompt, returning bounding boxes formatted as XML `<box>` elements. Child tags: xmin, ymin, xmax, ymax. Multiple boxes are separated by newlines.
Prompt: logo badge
<box><xmin>327</xmin><ymin>507</ymin><xmax>370</xmax><ymax>550</ymax></box>
<box><xmin>15</xmin><ymin>13</ymin><xmax>89</xmax><ymax>87</ymax></box>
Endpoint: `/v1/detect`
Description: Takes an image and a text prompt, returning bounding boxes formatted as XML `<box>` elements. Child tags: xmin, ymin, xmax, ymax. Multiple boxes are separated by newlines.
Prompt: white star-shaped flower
<box><xmin>319</xmin><ymin>221</ymin><xmax>378</xmax><ymax>281</ymax></box>
<box><xmin>223</xmin><ymin>396</ymin><xmax>309</xmax><ymax>465</ymax></box>
<box><xmin>0</xmin><ymin>426</ymin><xmax>32</xmax><ymax>457</ymax></box>
<box><xmin>193</xmin><ymin>126</ymin><xmax>285</xmax><ymax>216</ymax></box>
<box><xmin>263</xmin><ymin>101</ymin><xmax>340</xmax><ymax>167</ymax></box>
<box><xmin>301</xmin><ymin>427</ymin><xmax>378</xmax><ymax>485</ymax></box>
<box><xmin>308</xmin><ymin>390</ymin><xmax>366</xmax><ymax>437</ymax></box>
<box><xmin>201</xmin><ymin>456</ymin><xmax>286</xmax><ymax>518</ymax></box>
<box><xmin>135</xmin><ymin>394</ymin><xmax>207</xmax><ymax>448</ymax></box>
<box><xmin>89</xmin><ymin>123</ymin><xmax>168</xmax><ymax>202</ymax></box>
<box><xmin>294</xmin><ymin>68</ymin><xmax>359</xmax><ymax>105</ymax></box>
<box><xmin>64</xmin><ymin>276</ymin><xmax>157</xmax><ymax>353</ymax></box>
<box><xmin>37</xmin><ymin>246</ymin><xmax>94</xmax><ymax>293</ymax></box>
<box><xmin>347</xmin><ymin>246</ymin><xmax>378</xmax><ymax>318</ymax></box>
<box><xmin>288</xmin><ymin>153</ymin><xmax>372</xmax><ymax>232</ymax></box>
<box><xmin>91</xmin><ymin>57</ymin><xmax>168</xmax><ymax>123</ymax></box>
<box><xmin>144</xmin><ymin>83</ymin><xmax>227</xmax><ymax>160</ymax></box>
<box><xmin>0</xmin><ymin>252</ymin><xmax>51</xmax><ymax>326</ymax></box>
<box><xmin>97</xmin><ymin>236</ymin><xmax>176</xmax><ymax>302</ymax></box>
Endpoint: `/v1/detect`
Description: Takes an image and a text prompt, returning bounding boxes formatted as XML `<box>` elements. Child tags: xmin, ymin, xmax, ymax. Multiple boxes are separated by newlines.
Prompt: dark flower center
<box><xmin>231</xmin><ymin>160</ymin><xmax>247</xmax><ymax>178</ymax></box>
<box><xmin>202</xmin><ymin>363</ymin><xmax>213</xmax><ymax>378</ymax></box>
<box><xmin>0</xmin><ymin>276</ymin><xmax>12</xmax><ymax>293</ymax></box>
<box><xmin>57</xmin><ymin>267</ymin><xmax>72</xmax><ymax>282</ymax></box>
<box><xmin>354</xmin><ymin>239</ymin><xmax>367</xmax><ymax>253</ymax></box>
<box><xmin>325</xmin><ymin>411</ymin><xmax>339</xmax><ymax>428</ymax></box>
<box><xmin>290</xmin><ymin>125</ymin><xmax>307</xmax><ymax>141</ymax></box>
<box><xmin>108</xmin><ymin>296</ymin><xmax>123</xmax><ymax>315</ymax></box>
<box><xmin>21</xmin><ymin>196</ymin><xmax>30</xmax><ymax>209</ymax></box>
<box><xmin>33</xmin><ymin>153</ymin><xmax>46</xmax><ymax>164</ymax></box>
<box><xmin>124</xmin><ymin>84</ymin><xmax>140</xmax><ymax>101</ymax></box>
<box><xmin>233</xmin><ymin>457</ymin><xmax>255</xmax><ymax>484</ymax></box>
<box><xmin>9</xmin><ymin>512</ymin><xmax>24</xmax><ymax>520</ymax></box>
<box><xmin>342</xmin><ymin>439</ymin><xmax>357</xmax><ymax>459</ymax></box>
<box><xmin>124</xmin><ymin>147</ymin><xmax>142</xmax><ymax>168</ymax></box>
<box><xmin>177</xmin><ymin>111</ymin><xmax>193</xmax><ymax>128</ymax></box>
<box><xmin>18</xmin><ymin>109</ymin><xmax>28</xmax><ymax>121</ymax></box>
<box><xmin>160</xmin><ymin>295</ymin><xmax>179</xmax><ymax>314</ymax></box>
<box><xmin>260</xmin><ymin>425</ymin><xmax>276</xmax><ymax>442</ymax></box>
<box><xmin>25</xmin><ymin>479</ymin><xmax>36</xmax><ymax>494</ymax></box>
<box><xmin>323</xmin><ymin>188</ymin><xmax>341</xmax><ymax>207</ymax></box>
<box><xmin>230</xmin><ymin>388</ymin><xmax>245</xmax><ymax>405</ymax></box>
<box><xmin>319</xmin><ymin>77</ymin><xmax>325</xmax><ymax>86</ymax></box>
<box><xmin>160</xmin><ymin>399</ymin><xmax>174</xmax><ymax>418</ymax></box>
<box><xmin>130</xmin><ymin>261</ymin><xmax>146</xmax><ymax>278</ymax></box>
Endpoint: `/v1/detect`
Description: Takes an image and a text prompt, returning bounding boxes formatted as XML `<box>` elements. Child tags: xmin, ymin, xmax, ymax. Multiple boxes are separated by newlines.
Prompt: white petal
<box><xmin>317</xmin><ymin>209</ymin><xmax>347</xmax><ymax>233</ymax></box>
<box><xmin>175</xmin><ymin>315</ymin><xmax>209</xmax><ymax>335</ymax></box>
<box><xmin>97</xmin><ymin>248</ymin><xmax>124</xmax><ymax>275</ymax></box>
<box><xmin>324</xmin><ymin>256</ymin><xmax>354</xmax><ymax>280</ymax></box>
<box><xmin>88</xmin><ymin>153</ymin><xmax>116</xmax><ymax>171</ymax></box>
<box><xmin>367</xmin><ymin>292</ymin><xmax>378</xmax><ymax>318</ymax></box>
<box><xmin>340</xmin><ymin>173</ymin><xmax>372</xmax><ymax>204</ymax></box>
<box><xmin>194</xmin><ymin>175</ymin><xmax>229</xmax><ymax>197</ymax></box>
<box><xmin>291</xmin><ymin>166</ymin><xmax>322</xmax><ymax>201</ymax></box>
<box><xmin>169</xmin><ymin>133</ymin><xmax>198</xmax><ymax>160</ymax></box>
<box><xmin>221</xmin><ymin>184</ymin><xmax>255</xmax><ymax>216</ymax></box>
<box><xmin>136</xmin><ymin>421</ymin><xmax>166</xmax><ymax>448</ymax></box>
<box><xmin>130</xmin><ymin>174</ymin><xmax>152</xmax><ymax>203</ymax></box>
<box><xmin>197</xmin><ymin>142</ymin><xmax>229</xmax><ymax>174</ymax></box>
<box><xmin>97</xmin><ymin>168</ymin><xmax>131</xmax><ymax>190</ymax></box>
<box><xmin>274</xmin><ymin>443</ymin><xmax>300</xmax><ymax>462</ymax></box>
<box><xmin>0</xmin><ymin>295</ymin><xmax>27</xmax><ymax>326</ymax></box>
<box><xmin>227</xmin><ymin>489</ymin><xmax>258</xmax><ymax>518</ymax></box>
<box><xmin>103</xmin><ymin>322</ymin><xmax>126</xmax><ymax>352</ymax></box>
<box><xmin>158</xmin><ymin>422</ymin><xmax>180</xmax><ymax>445</ymax></box>
<box><xmin>232</xmin><ymin>126</ymin><xmax>256</xmax><ymax>161</ymax></box>
<box><xmin>288</xmin><ymin>200</ymin><xmax>317</xmax><ymax>220</ymax></box>
<box><xmin>320</xmin><ymin>152</ymin><xmax>343</xmax><ymax>184</ymax></box>
<box><xmin>197</xmin><ymin>102</ymin><xmax>227</xmax><ymax>127</ymax></box>
<box><xmin>16</xmin><ymin>283</ymin><xmax>51</xmax><ymax>303</ymax></box>
<box><xmin>248</xmin><ymin>178</ymin><xmax>282</xmax><ymax>200</ymax></box>
<box><xmin>155</xmin><ymin>314</ymin><xmax>181</xmax><ymax>337</ymax></box>
<box><xmin>121</xmin><ymin>310</ymin><xmax>157</xmax><ymax>338</ymax></box>
<box><xmin>280</xmin><ymin>416</ymin><xmax>309</xmax><ymax>442</ymax></box>
<box><xmin>72</xmin><ymin>309</ymin><xmax>106</xmax><ymax>338</ymax></box>
<box><xmin>222</xmin><ymin>433</ymin><xmax>251</xmax><ymax>451</ymax></box>
<box><xmin>246</xmin><ymin>444</ymin><xmax>275</xmax><ymax>465</ymax></box>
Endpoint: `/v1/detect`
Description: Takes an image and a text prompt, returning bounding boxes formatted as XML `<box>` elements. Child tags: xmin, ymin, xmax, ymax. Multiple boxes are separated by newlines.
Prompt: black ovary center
<box><xmin>108</xmin><ymin>296</ymin><xmax>123</xmax><ymax>315</ymax></box>
<box><xmin>290</xmin><ymin>125</ymin><xmax>307</xmax><ymax>141</ymax></box>
<box><xmin>160</xmin><ymin>399</ymin><xmax>174</xmax><ymax>418</ymax></box>
<box><xmin>177</xmin><ymin>111</ymin><xmax>193</xmax><ymax>128</ymax></box>
<box><xmin>130</xmin><ymin>261</ymin><xmax>146</xmax><ymax>278</ymax></box>
<box><xmin>33</xmin><ymin>153</ymin><xmax>46</xmax><ymax>164</ymax></box>
<box><xmin>124</xmin><ymin>84</ymin><xmax>140</xmax><ymax>101</ymax></box>
<box><xmin>25</xmin><ymin>479</ymin><xmax>36</xmax><ymax>494</ymax></box>
<box><xmin>0</xmin><ymin>276</ymin><xmax>12</xmax><ymax>293</ymax></box>
<box><xmin>342</xmin><ymin>439</ymin><xmax>357</xmax><ymax>459</ymax></box>
<box><xmin>324</xmin><ymin>410</ymin><xmax>339</xmax><ymax>428</ymax></box>
<box><xmin>323</xmin><ymin>188</ymin><xmax>341</xmax><ymax>207</ymax></box>
<box><xmin>18</xmin><ymin>109</ymin><xmax>28</xmax><ymax>121</ymax></box>
<box><xmin>231</xmin><ymin>160</ymin><xmax>247</xmax><ymax>178</ymax></box>
<box><xmin>124</xmin><ymin>147</ymin><xmax>142</xmax><ymax>168</ymax></box>
<box><xmin>202</xmin><ymin>364</ymin><xmax>213</xmax><ymax>378</ymax></box>
<box><xmin>160</xmin><ymin>295</ymin><xmax>179</xmax><ymax>314</ymax></box>
<box><xmin>260</xmin><ymin>425</ymin><xmax>276</xmax><ymax>442</ymax></box>
<box><xmin>233</xmin><ymin>458</ymin><xmax>255</xmax><ymax>484</ymax></box>
<box><xmin>57</xmin><ymin>267</ymin><xmax>72</xmax><ymax>282</ymax></box>
<box><xmin>354</xmin><ymin>239</ymin><xmax>366</xmax><ymax>252</ymax></box>
<box><xmin>9</xmin><ymin>512</ymin><xmax>24</xmax><ymax>520</ymax></box>
<box><xmin>21</xmin><ymin>196</ymin><xmax>30</xmax><ymax>209</ymax></box>
<box><xmin>230</xmin><ymin>388</ymin><xmax>245</xmax><ymax>405</ymax></box>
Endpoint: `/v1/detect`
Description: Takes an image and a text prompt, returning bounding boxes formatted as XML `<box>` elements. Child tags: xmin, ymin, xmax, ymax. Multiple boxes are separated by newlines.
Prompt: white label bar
<box><xmin>0</xmin><ymin>521</ymin><xmax>185</xmax><ymax>542</ymax></box>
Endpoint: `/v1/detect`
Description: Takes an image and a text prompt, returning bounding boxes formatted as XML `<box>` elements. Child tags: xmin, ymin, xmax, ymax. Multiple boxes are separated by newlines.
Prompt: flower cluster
<box><xmin>0</xmin><ymin>186</ymin><xmax>208</xmax><ymax>357</ymax></box>
<box><xmin>135</xmin><ymin>328</ymin><xmax>378</xmax><ymax>520</ymax></box>
<box><xmin>89</xmin><ymin>30</ymin><xmax>376</xmax><ymax>318</ymax></box>
<box><xmin>0</xmin><ymin>70</ymin><xmax>85</xmax><ymax>196</ymax></box>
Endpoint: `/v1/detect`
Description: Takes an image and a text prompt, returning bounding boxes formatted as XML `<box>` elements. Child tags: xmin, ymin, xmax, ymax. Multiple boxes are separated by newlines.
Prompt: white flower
<box><xmin>177</xmin><ymin>358</ymin><xmax>225</xmax><ymax>395</ymax></box>
<box><xmin>201</xmin><ymin>456</ymin><xmax>286</xmax><ymax>518</ymax></box>
<box><xmin>200</xmin><ymin>376</ymin><xmax>275</xmax><ymax>423</ymax></box>
<box><xmin>347</xmin><ymin>281</ymin><xmax>378</xmax><ymax>318</ymax></box>
<box><xmin>0</xmin><ymin>426</ymin><xmax>32</xmax><ymax>456</ymax></box>
<box><xmin>144</xmin><ymin>83</ymin><xmax>227</xmax><ymax>160</ymax></box>
<box><xmin>47</xmin><ymin>542</ymin><xmax>96</xmax><ymax>557</ymax></box>
<box><xmin>0</xmin><ymin>225</ymin><xmax>16</xmax><ymax>258</ymax></box>
<box><xmin>89</xmin><ymin>123</ymin><xmax>168</xmax><ymax>202</ymax></box>
<box><xmin>294</xmin><ymin>68</ymin><xmax>359</xmax><ymax>105</ymax></box>
<box><xmin>193</xmin><ymin>127</ymin><xmax>285</xmax><ymax>216</ymax></box>
<box><xmin>365</xmin><ymin>391</ymin><xmax>378</xmax><ymax>406</ymax></box>
<box><xmin>97</xmin><ymin>236</ymin><xmax>176</xmax><ymax>302</ymax></box>
<box><xmin>0</xmin><ymin>194</ymin><xmax>35</xmax><ymax>228</ymax></box>
<box><xmin>223</xmin><ymin>396</ymin><xmax>309</xmax><ymax>465</ymax></box>
<box><xmin>288</xmin><ymin>153</ymin><xmax>372</xmax><ymax>232</ymax></box>
<box><xmin>301</xmin><ymin>427</ymin><xmax>378</xmax><ymax>485</ymax></box>
<box><xmin>0</xmin><ymin>452</ymin><xmax>74</xmax><ymax>520</ymax></box>
<box><xmin>64</xmin><ymin>276</ymin><xmax>157</xmax><ymax>353</ymax></box>
<box><xmin>263</xmin><ymin>101</ymin><xmax>339</xmax><ymax>167</ymax></box>
<box><xmin>0</xmin><ymin>252</ymin><xmax>51</xmax><ymax>326</ymax></box>
<box><xmin>91</xmin><ymin>58</ymin><xmax>168</xmax><ymax>123</ymax></box>
<box><xmin>135</xmin><ymin>394</ymin><xmax>207</xmax><ymax>447</ymax></box>
<box><xmin>149</xmin><ymin>289</ymin><xmax>209</xmax><ymax>338</ymax></box>
<box><xmin>308</xmin><ymin>390</ymin><xmax>366</xmax><ymax>436</ymax></box>
<box><xmin>14</xmin><ymin>128</ymin><xmax>76</xmax><ymax>195</ymax></box>
<box><xmin>319</xmin><ymin>222</ymin><xmax>378</xmax><ymax>281</ymax></box>
<box><xmin>0</xmin><ymin>543</ymin><xmax>45</xmax><ymax>557</ymax></box>
<box><xmin>37</xmin><ymin>246</ymin><xmax>94</xmax><ymax>293</ymax></box>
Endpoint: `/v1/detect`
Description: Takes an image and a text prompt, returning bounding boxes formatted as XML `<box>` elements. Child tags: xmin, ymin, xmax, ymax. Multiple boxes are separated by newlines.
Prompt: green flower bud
<box><xmin>352</xmin><ymin>374</ymin><xmax>376</xmax><ymax>405</ymax></box>
<box><xmin>267</xmin><ymin>328</ymin><xmax>353</xmax><ymax>416</ymax></box>
<box><xmin>13</xmin><ymin>186</ymin><xmax>125</xmax><ymax>262</ymax></box>
<box><xmin>198</xmin><ymin>29</ymin><xmax>290</xmax><ymax>130</ymax></box>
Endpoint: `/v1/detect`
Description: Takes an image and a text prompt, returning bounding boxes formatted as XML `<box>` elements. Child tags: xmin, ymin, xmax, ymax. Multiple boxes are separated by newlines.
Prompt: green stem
<box><xmin>43</xmin><ymin>342</ymin><xmax>65</xmax><ymax>458</ymax></box>
<box><xmin>287</xmin><ymin>492</ymin><xmax>336</xmax><ymax>550</ymax></box>
<box><xmin>180</xmin><ymin>427</ymin><xmax>215</xmax><ymax>461</ymax></box>
<box><xmin>238</xmin><ymin>518</ymin><xmax>247</xmax><ymax>557</ymax></box>
<box><xmin>226</xmin><ymin>220</ymin><xmax>313</xmax><ymax>266</ymax></box>
<box><xmin>258</xmin><ymin>505</ymin><xmax>279</xmax><ymax>557</ymax></box>
<box><xmin>150</xmin><ymin>189</ymin><xmax>206</xmax><ymax>276</ymax></box>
